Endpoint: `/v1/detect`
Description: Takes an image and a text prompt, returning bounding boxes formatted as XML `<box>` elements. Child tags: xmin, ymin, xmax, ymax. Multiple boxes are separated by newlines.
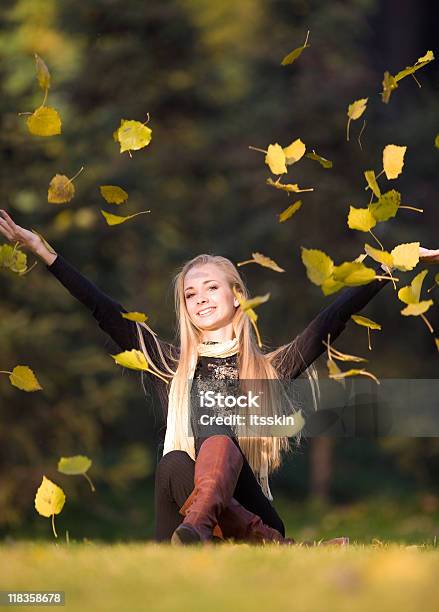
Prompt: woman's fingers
<box><xmin>0</xmin><ymin>209</ymin><xmax>15</xmax><ymax>230</ymax></box>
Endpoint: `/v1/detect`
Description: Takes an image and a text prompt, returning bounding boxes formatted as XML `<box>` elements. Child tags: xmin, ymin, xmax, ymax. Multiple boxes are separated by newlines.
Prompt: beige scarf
<box><xmin>162</xmin><ymin>337</ymin><xmax>273</xmax><ymax>501</ymax></box>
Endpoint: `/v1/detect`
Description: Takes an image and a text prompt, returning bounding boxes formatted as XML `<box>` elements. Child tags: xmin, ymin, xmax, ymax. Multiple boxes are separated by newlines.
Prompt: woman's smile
<box><xmin>197</xmin><ymin>306</ymin><xmax>216</xmax><ymax>317</ymax></box>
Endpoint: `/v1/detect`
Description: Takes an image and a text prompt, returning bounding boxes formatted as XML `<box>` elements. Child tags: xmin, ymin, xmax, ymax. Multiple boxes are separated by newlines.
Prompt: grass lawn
<box><xmin>0</xmin><ymin>541</ymin><xmax>438</xmax><ymax>612</ymax></box>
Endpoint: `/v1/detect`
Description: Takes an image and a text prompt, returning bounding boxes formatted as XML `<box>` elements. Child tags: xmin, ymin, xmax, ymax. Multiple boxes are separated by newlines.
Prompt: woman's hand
<box><xmin>419</xmin><ymin>246</ymin><xmax>439</xmax><ymax>265</ymax></box>
<box><xmin>0</xmin><ymin>209</ymin><xmax>40</xmax><ymax>252</ymax></box>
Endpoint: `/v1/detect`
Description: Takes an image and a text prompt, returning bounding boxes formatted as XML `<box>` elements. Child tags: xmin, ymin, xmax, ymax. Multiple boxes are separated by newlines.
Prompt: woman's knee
<box><xmin>155</xmin><ymin>450</ymin><xmax>194</xmax><ymax>479</ymax></box>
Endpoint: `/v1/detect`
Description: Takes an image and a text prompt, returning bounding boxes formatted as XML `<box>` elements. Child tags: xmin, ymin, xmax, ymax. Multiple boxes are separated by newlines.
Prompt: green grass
<box><xmin>1</xmin><ymin>541</ymin><xmax>438</xmax><ymax>611</ymax></box>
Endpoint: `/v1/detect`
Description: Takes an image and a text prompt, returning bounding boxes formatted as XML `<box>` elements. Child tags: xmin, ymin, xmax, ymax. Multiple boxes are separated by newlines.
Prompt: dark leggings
<box><xmin>154</xmin><ymin>435</ymin><xmax>285</xmax><ymax>542</ymax></box>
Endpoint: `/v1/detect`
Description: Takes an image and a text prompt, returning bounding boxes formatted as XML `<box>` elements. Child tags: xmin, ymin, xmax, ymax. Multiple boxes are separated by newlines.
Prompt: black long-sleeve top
<box><xmin>45</xmin><ymin>253</ymin><xmax>391</xmax><ymax>422</ymax></box>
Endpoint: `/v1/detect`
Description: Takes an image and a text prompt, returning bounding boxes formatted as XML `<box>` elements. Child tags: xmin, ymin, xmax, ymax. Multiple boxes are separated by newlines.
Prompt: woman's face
<box><xmin>183</xmin><ymin>263</ymin><xmax>239</xmax><ymax>331</ymax></box>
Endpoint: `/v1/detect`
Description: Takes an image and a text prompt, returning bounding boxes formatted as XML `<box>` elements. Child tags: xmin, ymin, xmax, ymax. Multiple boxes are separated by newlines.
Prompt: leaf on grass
<box><xmin>280</xmin><ymin>31</ymin><xmax>310</xmax><ymax>66</ymax></box>
<box><xmin>48</xmin><ymin>174</ymin><xmax>75</xmax><ymax>204</ymax></box>
<box><xmin>114</xmin><ymin>119</ymin><xmax>152</xmax><ymax>154</ymax></box>
<box><xmin>390</xmin><ymin>242</ymin><xmax>419</xmax><ymax>272</ymax></box>
<box><xmin>305</xmin><ymin>150</ymin><xmax>332</xmax><ymax>168</ymax></box>
<box><xmin>347</xmin><ymin>206</ymin><xmax>377</xmax><ymax>232</ymax></box>
<box><xmin>346</xmin><ymin>98</ymin><xmax>368</xmax><ymax>141</ymax></box>
<box><xmin>265</xmin><ymin>144</ymin><xmax>287</xmax><ymax>175</ymax></box>
<box><xmin>100</xmin><ymin>210</ymin><xmax>150</xmax><ymax>226</ymax></box>
<box><xmin>283</xmin><ymin>138</ymin><xmax>306</xmax><ymax>165</ymax></box>
<box><xmin>383</xmin><ymin>144</ymin><xmax>407</xmax><ymax>179</ymax></box>
<box><xmin>100</xmin><ymin>185</ymin><xmax>128</xmax><ymax>205</ymax></box>
<box><xmin>7</xmin><ymin>365</ymin><xmax>43</xmax><ymax>392</ymax></box>
<box><xmin>301</xmin><ymin>248</ymin><xmax>334</xmax><ymax>286</ymax></box>
<box><xmin>266</xmin><ymin>178</ymin><xmax>313</xmax><ymax>193</ymax></box>
<box><xmin>26</xmin><ymin>106</ymin><xmax>61</xmax><ymax>136</ymax></box>
<box><xmin>34</xmin><ymin>54</ymin><xmax>51</xmax><ymax>90</ymax></box>
<box><xmin>369</xmin><ymin>189</ymin><xmax>400</xmax><ymax>222</ymax></box>
<box><xmin>398</xmin><ymin>270</ymin><xmax>429</xmax><ymax>305</ymax></box>
<box><xmin>364</xmin><ymin>170</ymin><xmax>381</xmax><ymax>198</ymax></box>
<box><xmin>121</xmin><ymin>311</ymin><xmax>148</xmax><ymax>322</ymax></box>
<box><xmin>278</xmin><ymin>200</ymin><xmax>302</xmax><ymax>222</ymax></box>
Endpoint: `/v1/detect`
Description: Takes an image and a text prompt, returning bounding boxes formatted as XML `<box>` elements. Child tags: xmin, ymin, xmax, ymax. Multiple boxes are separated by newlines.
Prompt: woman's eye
<box><xmin>208</xmin><ymin>285</ymin><xmax>218</xmax><ymax>291</ymax></box>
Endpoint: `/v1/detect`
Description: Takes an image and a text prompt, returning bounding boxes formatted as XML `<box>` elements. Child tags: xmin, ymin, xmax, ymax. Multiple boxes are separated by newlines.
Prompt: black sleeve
<box><xmin>45</xmin><ymin>253</ymin><xmax>177</xmax><ymax>365</ymax></box>
<box><xmin>270</xmin><ymin>261</ymin><xmax>391</xmax><ymax>380</ymax></box>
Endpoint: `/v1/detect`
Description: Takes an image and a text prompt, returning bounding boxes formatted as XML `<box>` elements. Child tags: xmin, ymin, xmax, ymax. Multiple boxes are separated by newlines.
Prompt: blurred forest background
<box><xmin>0</xmin><ymin>0</ymin><xmax>438</xmax><ymax>543</ymax></box>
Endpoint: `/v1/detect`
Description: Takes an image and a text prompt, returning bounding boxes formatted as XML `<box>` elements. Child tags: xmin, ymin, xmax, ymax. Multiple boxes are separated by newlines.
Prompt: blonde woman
<box><xmin>1</xmin><ymin>208</ymin><xmax>438</xmax><ymax>546</ymax></box>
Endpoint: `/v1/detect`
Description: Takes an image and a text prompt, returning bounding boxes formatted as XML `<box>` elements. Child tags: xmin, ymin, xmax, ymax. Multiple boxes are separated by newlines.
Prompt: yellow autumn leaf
<box><xmin>398</xmin><ymin>270</ymin><xmax>429</xmax><ymax>304</ymax></box>
<box><xmin>100</xmin><ymin>185</ymin><xmax>128</xmax><ymax>205</ymax></box>
<box><xmin>347</xmin><ymin>206</ymin><xmax>377</xmax><ymax>232</ymax></box>
<box><xmin>34</xmin><ymin>53</ymin><xmax>51</xmax><ymax>90</ymax></box>
<box><xmin>266</xmin><ymin>178</ymin><xmax>313</xmax><ymax>193</ymax></box>
<box><xmin>0</xmin><ymin>365</ymin><xmax>43</xmax><ymax>392</ymax></box>
<box><xmin>394</xmin><ymin>50</ymin><xmax>435</xmax><ymax>82</ymax></box>
<box><xmin>401</xmin><ymin>300</ymin><xmax>433</xmax><ymax>316</ymax></box>
<box><xmin>301</xmin><ymin>248</ymin><xmax>334</xmax><ymax>286</ymax></box>
<box><xmin>111</xmin><ymin>349</ymin><xmax>149</xmax><ymax>371</ymax></box>
<box><xmin>30</xmin><ymin>229</ymin><xmax>57</xmax><ymax>255</ymax></box>
<box><xmin>381</xmin><ymin>71</ymin><xmax>398</xmax><ymax>104</ymax></box>
<box><xmin>265</xmin><ymin>143</ymin><xmax>287</xmax><ymax>175</ymax></box>
<box><xmin>34</xmin><ymin>475</ymin><xmax>65</xmax><ymax>538</ymax></box>
<box><xmin>305</xmin><ymin>150</ymin><xmax>332</xmax><ymax>168</ymax></box>
<box><xmin>101</xmin><ymin>209</ymin><xmax>150</xmax><ymax>226</ymax></box>
<box><xmin>346</xmin><ymin>98</ymin><xmax>368</xmax><ymax>141</ymax></box>
<box><xmin>322</xmin><ymin>341</ymin><xmax>368</xmax><ymax>363</ymax></box>
<box><xmin>278</xmin><ymin>200</ymin><xmax>302</xmax><ymax>222</ymax></box>
<box><xmin>237</xmin><ymin>252</ymin><xmax>284</xmax><ymax>273</ymax></box>
<box><xmin>280</xmin><ymin>30</ymin><xmax>310</xmax><ymax>66</ymax></box>
<box><xmin>383</xmin><ymin>144</ymin><xmax>407</xmax><ymax>179</ymax></box>
<box><xmin>48</xmin><ymin>174</ymin><xmax>75</xmax><ymax>204</ymax></box>
<box><xmin>369</xmin><ymin>189</ymin><xmax>400</xmax><ymax>222</ymax></box>
<box><xmin>329</xmin><ymin>368</ymin><xmax>380</xmax><ymax>385</ymax></box>
<box><xmin>283</xmin><ymin>138</ymin><xmax>306</xmax><ymax>165</ymax></box>
<box><xmin>332</xmin><ymin>262</ymin><xmax>376</xmax><ymax>286</ymax></box>
<box><xmin>58</xmin><ymin>455</ymin><xmax>95</xmax><ymax>492</ymax></box>
<box><xmin>390</xmin><ymin>242</ymin><xmax>419</xmax><ymax>272</ymax></box>
<box><xmin>240</xmin><ymin>293</ymin><xmax>271</xmax><ymax>311</ymax></box>
<box><xmin>121</xmin><ymin>311</ymin><xmax>148</xmax><ymax>322</ymax></box>
<box><xmin>364</xmin><ymin>170</ymin><xmax>381</xmax><ymax>198</ymax></box>
<box><xmin>0</xmin><ymin>244</ymin><xmax>28</xmax><ymax>274</ymax></box>
<box><xmin>364</xmin><ymin>244</ymin><xmax>394</xmax><ymax>268</ymax></box>
<box><xmin>321</xmin><ymin>277</ymin><xmax>344</xmax><ymax>296</ymax></box>
<box><xmin>115</xmin><ymin>119</ymin><xmax>152</xmax><ymax>154</ymax></box>
<box><xmin>232</xmin><ymin>287</ymin><xmax>267</xmax><ymax>348</ymax></box>
<box><xmin>351</xmin><ymin>314</ymin><xmax>382</xmax><ymax>330</ymax></box>
<box><xmin>26</xmin><ymin>106</ymin><xmax>61</xmax><ymax>136</ymax></box>
<box><xmin>435</xmin><ymin>134</ymin><xmax>439</xmax><ymax>149</ymax></box>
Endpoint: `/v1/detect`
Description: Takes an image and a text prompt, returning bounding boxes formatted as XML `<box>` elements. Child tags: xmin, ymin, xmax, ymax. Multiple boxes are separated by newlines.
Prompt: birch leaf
<box><xmin>115</xmin><ymin>119</ymin><xmax>152</xmax><ymax>154</ymax></box>
<box><xmin>364</xmin><ymin>243</ymin><xmax>394</xmax><ymax>268</ymax></box>
<box><xmin>266</xmin><ymin>178</ymin><xmax>313</xmax><ymax>193</ymax></box>
<box><xmin>382</xmin><ymin>71</ymin><xmax>398</xmax><ymax>104</ymax></box>
<box><xmin>321</xmin><ymin>277</ymin><xmax>344</xmax><ymax>296</ymax></box>
<box><xmin>280</xmin><ymin>31</ymin><xmax>310</xmax><ymax>66</ymax></box>
<box><xmin>241</xmin><ymin>293</ymin><xmax>271</xmax><ymax>311</ymax></box>
<box><xmin>348</xmin><ymin>206</ymin><xmax>377</xmax><ymax>232</ymax></box>
<box><xmin>121</xmin><ymin>311</ymin><xmax>148</xmax><ymax>322</ymax></box>
<box><xmin>26</xmin><ymin>106</ymin><xmax>61</xmax><ymax>136</ymax></box>
<box><xmin>58</xmin><ymin>455</ymin><xmax>92</xmax><ymax>475</ymax></box>
<box><xmin>237</xmin><ymin>252</ymin><xmax>284</xmax><ymax>273</ymax></box>
<box><xmin>301</xmin><ymin>248</ymin><xmax>334</xmax><ymax>286</ymax></box>
<box><xmin>398</xmin><ymin>270</ymin><xmax>429</xmax><ymax>304</ymax></box>
<box><xmin>329</xmin><ymin>368</ymin><xmax>380</xmax><ymax>385</ymax></box>
<box><xmin>34</xmin><ymin>54</ymin><xmax>51</xmax><ymax>90</ymax></box>
<box><xmin>111</xmin><ymin>349</ymin><xmax>149</xmax><ymax>371</ymax></box>
<box><xmin>383</xmin><ymin>145</ymin><xmax>407</xmax><ymax>179</ymax></box>
<box><xmin>351</xmin><ymin>314</ymin><xmax>381</xmax><ymax>330</ymax></box>
<box><xmin>305</xmin><ymin>150</ymin><xmax>332</xmax><ymax>168</ymax></box>
<box><xmin>100</xmin><ymin>185</ymin><xmax>128</xmax><ymax>205</ymax></box>
<box><xmin>394</xmin><ymin>50</ymin><xmax>434</xmax><ymax>82</ymax></box>
<box><xmin>283</xmin><ymin>138</ymin><xmax>306</xmax><ymax>165</ymax></box>
<box><xmin>390</xmin><ymin>242</ymin><xmax>419</xmax><ymax>272</ymax></box>
<box><xmin>364</xmin><ymin>170</ymin><xmax>381</xmax><ymax>198</ymax></box>
<box><xmin>34</xmin><ymin>476</ymin><xmax>65</xmax><ymax>538</ymax></box>
<box><xmin>346</xmin><ymin>98</ymin><xmax>368</xmax><ymax>141</ymax></box>
<box><xmin>101</xmin><ymin>210</ymin><xmax>150</xmax><ymax>226</ymax></box>
<box><xmin>7</xmin><ymin>365</ymin><xmax>43</xmax><ymax>392</ymax></box>
<box><xmin>48</xmin><ymin>174</ymin><xmax>75</xmax><ymax>204</ymax></box>
<box><xmin>265</xmin><ymin>144</ymin><xmax>287</xmax><ymax>175</ymax></box>
<box><xmin>278</xmin><ymin>200</ymin><xmax>302</xmax><ymax>222</ymax></box>
<box><xmin>0</xmin><ymin>244</ymin><xmax>28</xmax><ymax>274</ymax></box>
<box><xmin>401</xmin><ymin>300</ymin><xmax>433</xmax><ymax>316</ymax></box>
<box><xmin>369</xmin><ymin>189</ymin><xmax>400</xmax><ymax>222</ymax></box>
<box><xmin>332</xmin><ymin>262</ymin><xmax>376</xmax><ymax>286</ymax></box>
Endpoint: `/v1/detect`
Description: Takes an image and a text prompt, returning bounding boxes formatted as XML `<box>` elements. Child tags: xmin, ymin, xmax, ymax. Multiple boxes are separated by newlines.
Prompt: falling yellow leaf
<box><xmin>301</xmin><ymin>248</ymin><xmax>334</xmax><ymax>286</ymax></box>
<box><xmin>240</xmin><ymin>293</ymin><xmax>271</xmax><ymax>311</ymax></box>
<box><xmin>278</xmin><ymin>200</ymin><xmax>302</xmax><ymax>222</ymax></box>
<box><xmin>381</xmin><ymin>71</ymin><xmax>398</xmax><ymax>104</ymax></box>
<box><xmin>351</xmin><ymin>314</ymin><xmax>382</xmax><ymax>330</ymax></box>
<box><xmin>364</xmin><ymin>244</ymin><xmax>394</xmax><ymax>268</ymax></box>
<box><xmin>321</xmin><ymin>277</ymin><xmax>344</xmax><ymax>296</ymax></box>
<box><xmin>26</xmin><ymin>106</ymin><xmax>61</xmax><ymax>136</ymax></box>
<box><xmin>237</xmin><ymin>252</ymin><xmax>284</xmax><ymax>273</ymax></box>
<box><xmin>121</xmin><ymin>311</ymin><xmax>148</xmax><ymax>322</ymax></box>
<box><xmin>347</xmin><ymin>206</ymin><xmax>377</xmax><ymax>232</ymax></box>
<box><xmin>115</xmin><ymin>118</ymin><xmax>152</xmax><ymax>154</ymax></box>
<box><xmin>383</xmin><ymin>144</ymin><xmax>407</xmax><ymax>179</ymax></box>
<box><xmin>435</xmin><ymin>134</ymin><xmax>439</xmax><ymax>149</ymax></box>
<box><xmin>398</xmin><ymin>270</ymin><xmax>429</xmax><ymax>304</ymax></box>
<box><xmin>100</xmin><ymin>185</ymin><xmax>128</xmax><ymax>205</ymax></box>
<box><xmin>0</xmin><ymin>365</ymin><xmax>43</xmax><ymax>392</ymax></box>
<box><xmin>232</xmin><ymin>287</ymin><xmax>268</xmax><ymax>348</ymax></box>
<box><xmin>305</xmin><ymin>150</ymin><xmax>332</xmax><ymax>168</ymax></box>
<box><xmin>58</xmin><ymin>455</ymin><xmax>95</xmax><ymax>492</ymax></box>
<box><xmin>101</xmin><ymin>210</ymin><xmax>150</xmax><ymax>226</ymax></box>
<box><xmin>346</xmin><ymin>98</ymin><xmax>368</xmax><ymax>141</ymax></box>
<box><xmin>364</xmin><ymin>170</ymin><xmax>381</xmax><ymax>198</ymax></box>
<box><xmin>111</xmin><ymin>348</ymin><xmax>168</xmax><ymax>382</ymax></box>
<box><xmin>283</xmin><ymin>138</ymin><xmax>306</xmax><ymax>165</ymax></box>
<box><xmin>332</xmin><ymin>262</ymin><xmax>376</xmax><ymax>286</ymax></box>
<box><xmin>265</xmin><ymin>144</ymin><xmax>287</xmax><ymax>175</ymax></box>
<box><xmin>401</xmin><ymin>300</ymin><xmax>433</xmax><ymax>316</ymax></box>
<box><xmin>34</xmin><ymin>53</ymin><xmax>51</xmax><ymax>90</ymax></box>
<box><xmin>329</xmin><ymin>368</ymin><xmax>380</xmax><ymax>385</ymax></box>
<box><xmin>266</xmin><ymin>178</ymin><xmax>313</xmax><ymax>193</ymax></box>
<box><xmin>390</xmin><ymin>242</ymin><xmax>419</xmax><ymax>272</ymax></box>
<box><xmin>369</xmin><ymin>189</ymin><xmax>400</xmax><ymax>222</ymax></box>
<box><xmin>34</xmin><ymin>476</ymin><xmax>65</xmax><ymax>538</ymax></box>
<box><xmin>48</xmin><ymin>174</ymin><xmax>75</xmax><ymax>204</ymax></box>
<box><xmin>0</xmin><ymin>244</ymin><xmax>29</xmax><ymax>274</ymax></box>
<box><xmin>394</xmin><ymin>50</ymin><xmax>435</xmax><ymax>82</ymax></box>
<box><xmin>280</xmin><ymin>30</ymin><xmax>310</xmax><ymax>66</ymax></box>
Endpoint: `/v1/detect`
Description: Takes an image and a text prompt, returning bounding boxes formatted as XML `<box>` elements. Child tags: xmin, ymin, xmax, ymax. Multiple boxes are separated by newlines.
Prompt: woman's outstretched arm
<box><xmin>0</xmin><ymin>209</ymin><xmax>178</xmax><ymax>372</ymax></box>
<box><xmin>268</xmin><ymin>261</ymin><xmax>392</xmax><ymax>380</ymax></box>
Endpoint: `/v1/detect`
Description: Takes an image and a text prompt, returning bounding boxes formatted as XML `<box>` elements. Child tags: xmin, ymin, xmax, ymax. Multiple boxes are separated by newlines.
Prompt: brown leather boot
<box><xmin>171</xmin><ymin>435</ymin><xmax>243</xmax><ymax>545</ymax></box>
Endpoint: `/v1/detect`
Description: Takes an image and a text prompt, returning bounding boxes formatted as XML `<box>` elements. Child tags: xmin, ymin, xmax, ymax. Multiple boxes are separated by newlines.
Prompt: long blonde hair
<box><xmin>133</xmin><ymin>253</ymin><xmax>319</xmax><ymax>479</ymax></box>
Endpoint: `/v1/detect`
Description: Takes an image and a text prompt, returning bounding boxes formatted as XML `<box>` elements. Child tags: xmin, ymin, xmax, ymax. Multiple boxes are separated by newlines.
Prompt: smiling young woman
<box><xmin>1</xmin><ymin>207</ymin><xmax>438</xmax><ymax>546</ymax></box>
